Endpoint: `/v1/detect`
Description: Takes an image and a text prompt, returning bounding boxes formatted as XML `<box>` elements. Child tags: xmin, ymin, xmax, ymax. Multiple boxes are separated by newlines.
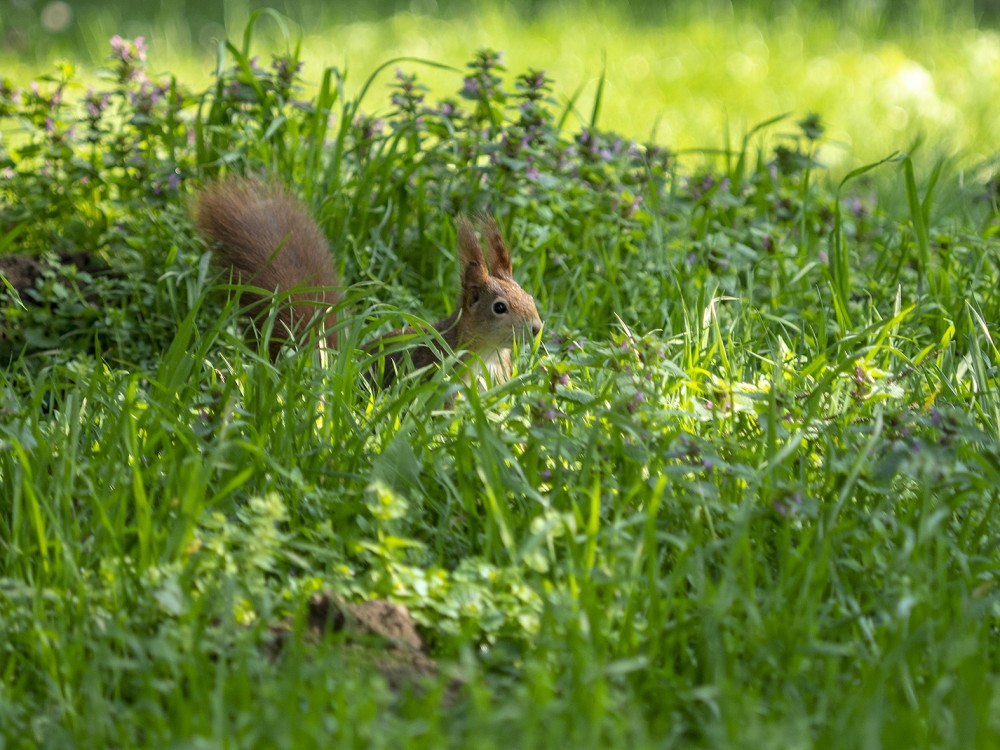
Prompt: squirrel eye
<box><xmin>493</xmin><ymin>301</ymin><xmax>508</xmax><ymax>315</ymax></box>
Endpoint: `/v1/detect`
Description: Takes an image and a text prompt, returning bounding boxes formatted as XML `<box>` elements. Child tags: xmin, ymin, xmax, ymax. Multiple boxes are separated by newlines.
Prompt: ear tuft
<box><xmin>478</xmin><ymin>215</ymin><xmax>512</xmax><ymax>279</ymax></box>
<box><xmin>456</xmin><ymin>215</ymin><xmax>489</xmax><ymax>293</ymax></box>
<box><xmin>456</xmin><ymin>215</ymin><xmax>486</xmax><ymax>270</ymax></box>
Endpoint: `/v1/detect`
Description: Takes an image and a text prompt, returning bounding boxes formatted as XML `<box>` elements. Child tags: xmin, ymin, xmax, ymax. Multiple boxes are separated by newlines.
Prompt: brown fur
<box><xmin>195</xmin><ymin>178</ymin><xmax>541</xmax><ymax>387</ymax></box>
<box><xmin>371</xmin><ymin>216</ymin><xmax>541</xmax><ymax>387</ymax></box>
<box><xmin>195</xmin><ymin>178</ymin><xmax>338</xmax><ymax>360</ymax></box>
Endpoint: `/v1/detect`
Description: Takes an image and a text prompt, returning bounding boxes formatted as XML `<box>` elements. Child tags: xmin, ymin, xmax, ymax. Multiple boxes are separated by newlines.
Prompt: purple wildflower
<box><xmin>461</xmin><ymin>77</ymin><xmax>481</xmax><ymax>98</ymax></box>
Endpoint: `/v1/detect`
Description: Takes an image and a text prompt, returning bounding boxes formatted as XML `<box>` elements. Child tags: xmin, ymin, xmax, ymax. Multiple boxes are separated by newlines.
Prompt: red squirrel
<box><xmin>194</xmin><ymin>177</ymin><xmax>542</xmax><ymax>387</ymax></box>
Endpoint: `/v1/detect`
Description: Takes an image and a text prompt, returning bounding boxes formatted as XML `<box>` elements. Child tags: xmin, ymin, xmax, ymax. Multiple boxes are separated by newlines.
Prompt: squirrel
<box><xmin>194</xmin><ymin>177</ymin><xmax>542</xmax><ymax>387</ymax></box>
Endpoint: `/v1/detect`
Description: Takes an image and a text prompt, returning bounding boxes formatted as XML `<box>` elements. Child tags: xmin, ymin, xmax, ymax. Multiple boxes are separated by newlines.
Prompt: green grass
<box><xmin>2</xmin><ymin>9</ymin><xmax>1000</xmax><ymax>749</ymax></box>
<box><xmin>5</xmin><ymin>2</ymin><xmax>1000</xmax><ymax>169</ymax></box>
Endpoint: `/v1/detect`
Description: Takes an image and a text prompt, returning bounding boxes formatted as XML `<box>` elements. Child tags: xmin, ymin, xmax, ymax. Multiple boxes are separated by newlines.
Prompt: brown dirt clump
<box><xmin>0</xmin><ymin>254</ymin><xmax>45</xmax><ymax>294</ymax></box>
<box><xmin>0</xmin><ymin>251</ymin><xmax>107</xmax><ymax>296</ymax></box>
<box><xmin>267</xmin><ymin>592</ymin><xmax>448</xmax><ymax>692</ymax></box>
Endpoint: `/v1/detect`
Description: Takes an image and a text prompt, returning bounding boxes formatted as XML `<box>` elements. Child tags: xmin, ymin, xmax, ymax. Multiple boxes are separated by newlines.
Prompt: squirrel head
<box><xmin>454</xmin><ymin>215</ymin><xmax>542</xmax><ymax>356</ymax></box>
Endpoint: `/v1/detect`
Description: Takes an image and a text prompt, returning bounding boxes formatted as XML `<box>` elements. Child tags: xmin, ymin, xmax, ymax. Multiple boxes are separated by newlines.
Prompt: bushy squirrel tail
<box><xmin>195</xmin><ymin>177</ymin><xmax>339</xmax><ymax>359</ymax></box>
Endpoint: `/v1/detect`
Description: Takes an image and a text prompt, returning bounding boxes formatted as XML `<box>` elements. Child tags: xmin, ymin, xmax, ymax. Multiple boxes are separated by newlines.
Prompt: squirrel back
<box><xmin>195</xmin><ymin>177</ymin><xmax>338</xmax><ymax>359</ymax></box>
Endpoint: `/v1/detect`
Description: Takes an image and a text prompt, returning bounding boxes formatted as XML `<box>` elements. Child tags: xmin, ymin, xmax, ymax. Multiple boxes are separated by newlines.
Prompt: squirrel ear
<box><xmin>457</xmin><ymin>215</ymin><xmax>489</xmax><ymax>295</ymax></box>
<box><xmin>479</xmin><ymin>215</ymin><xmax>512</xmax><ymax>279</ymax></box>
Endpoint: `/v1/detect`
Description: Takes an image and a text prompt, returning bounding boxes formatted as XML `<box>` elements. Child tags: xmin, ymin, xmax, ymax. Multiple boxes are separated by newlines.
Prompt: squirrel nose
<box><xmin>531</xmin><ymin>322</ymin><xmax>542</xmax><ymax>339</ymax></box>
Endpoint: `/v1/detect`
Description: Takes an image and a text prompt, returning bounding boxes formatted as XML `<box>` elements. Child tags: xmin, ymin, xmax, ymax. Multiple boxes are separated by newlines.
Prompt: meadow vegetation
<box><xmin>1</xmin><ymin>5</ymin><xmax>999</xmax><ymax>749</ymax></box>
<box><xmin>5</xmin><ymin>0</ymin><xmax>1000</xmax><ymax>168</ymax></box>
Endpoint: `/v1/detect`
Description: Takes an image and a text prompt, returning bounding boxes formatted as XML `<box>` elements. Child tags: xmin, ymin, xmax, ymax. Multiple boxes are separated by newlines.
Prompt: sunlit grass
<box><xmin>5</xmin><ymin>4</ymin><xmax>1000</xmax><ymax>171</ymax></box>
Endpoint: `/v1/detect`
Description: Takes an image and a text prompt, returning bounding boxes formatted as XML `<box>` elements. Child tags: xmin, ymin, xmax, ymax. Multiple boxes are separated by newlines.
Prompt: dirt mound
<box><xmin>267</xmin><ymin>592</ymin><xmax>447</xmax><ymax>691</ymax></box>
<box><xmin>0</xmin><ymin>252</ymin><xmax>104</xmax><ymax>295</ymax></box>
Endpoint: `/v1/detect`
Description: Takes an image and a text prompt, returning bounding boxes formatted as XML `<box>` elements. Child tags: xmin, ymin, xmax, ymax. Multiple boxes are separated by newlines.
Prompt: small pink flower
<box><xmin>110</xmin><ymin>34</ymin><xmax>147</xmax><ymax>63</ymax></box>
<box><xmin>110</xmin><ymin>35</ymin><xmax>126</xmax><ymax>58</ymax></box>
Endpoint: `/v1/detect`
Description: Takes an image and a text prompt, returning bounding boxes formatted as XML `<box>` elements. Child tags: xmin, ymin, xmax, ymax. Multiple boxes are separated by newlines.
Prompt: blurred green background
<box><xmin>4</xmin><ymin>0</ymin><xmax>1000</xmax><ymax>170</ymax></box>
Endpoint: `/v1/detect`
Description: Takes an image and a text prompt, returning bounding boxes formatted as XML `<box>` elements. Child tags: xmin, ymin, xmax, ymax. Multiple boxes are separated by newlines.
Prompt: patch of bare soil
<box><xmin>0</xmin><ymin>254</ymin><xmax>45</xmax><ymax>294</ymax></box>
<box><xmin>267</xmin><ymin>592</ymin><xmax>453</xmax><ymax>693</ymax></box>
<box><xmin>0</xmin><ymin>252</ymin><xmax>103</xmax><ymax>295</ymax></box>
